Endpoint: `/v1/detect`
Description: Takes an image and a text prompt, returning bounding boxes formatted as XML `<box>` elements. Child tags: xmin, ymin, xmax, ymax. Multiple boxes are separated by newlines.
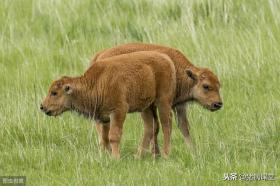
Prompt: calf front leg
<box><xmin>109</xmin><ymin>109</ymin><xmax>127</xmax><ymax>159</ymax></box>
<box><xmin>174</xmin><ymin>103</ymin><xmax>192</xmax><ymax>147</ymax></box>
<box><xmin>95</xmin><ymin>121</ymin><xmax>111</xmax><ymax>151</ymax></box>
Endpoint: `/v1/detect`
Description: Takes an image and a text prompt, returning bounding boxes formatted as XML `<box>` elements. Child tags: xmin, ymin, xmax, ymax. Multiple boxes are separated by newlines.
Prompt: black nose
<box><xmin>213</xmin><ymin>102</ymin><xmax>223</xmax><ymax>109</ymax></box>
<box><xmin>40</xmin><ymin>104</ymin><xmax>44</xmax><ymax>110</ymax></box>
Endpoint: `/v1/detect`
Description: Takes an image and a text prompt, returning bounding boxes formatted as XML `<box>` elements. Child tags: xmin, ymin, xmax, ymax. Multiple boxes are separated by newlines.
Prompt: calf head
<box><xmin>40</xmin><ymin>76</ymin><xmax>74</xmax><ymax>116</ymax></box>
<box><xmin>187</xmin><ymin>68</ymin><xmax>222</xmax><ymax>111</ymax></box>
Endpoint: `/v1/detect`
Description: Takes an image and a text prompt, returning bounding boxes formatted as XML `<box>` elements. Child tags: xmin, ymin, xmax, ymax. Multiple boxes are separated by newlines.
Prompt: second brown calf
<box><xmin>90</xmin><ymin>43</ymin><xmax>223</xmax><ymax>154</ymax></box>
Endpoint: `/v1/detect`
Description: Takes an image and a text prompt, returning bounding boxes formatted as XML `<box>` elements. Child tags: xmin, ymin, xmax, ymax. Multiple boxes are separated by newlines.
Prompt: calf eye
<box><xmin>203</xmin><ymin>84</ymin><xmax>210</xmax><ymax>90</ymax></box>
<box><xmin>51</xmin><ymin>91</ymin><xmax>57</xmax><ymax>96</ymax></box>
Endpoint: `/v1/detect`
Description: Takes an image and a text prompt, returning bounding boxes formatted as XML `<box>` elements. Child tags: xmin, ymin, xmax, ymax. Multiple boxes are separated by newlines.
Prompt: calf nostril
<box><xmin>214</xmin><ymin>102</ymin><xmax>223</xmax><ymax>108</ymax></box>
<box><xmin>46</xmin><ymin>110</ymin><xmax>52</xmax><ymax>115</ymax></box>
<box><xmin>40</xmin><ymin>104</ymin><xmax>44</xmax><ymax>111</ymax></box>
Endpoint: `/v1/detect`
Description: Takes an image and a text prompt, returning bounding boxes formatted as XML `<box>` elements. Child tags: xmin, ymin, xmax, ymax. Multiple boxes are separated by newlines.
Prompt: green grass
<box><xmin>0</xmin><ymin>0</ymin><xmax>279</xmax><ymax>185</ymax></box>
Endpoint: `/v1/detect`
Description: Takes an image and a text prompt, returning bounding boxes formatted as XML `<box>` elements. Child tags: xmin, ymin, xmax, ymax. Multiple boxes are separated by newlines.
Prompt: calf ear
<box><xmin>186</xmin><ymin>69</ymin><xmax>198</xmax><ymax>81</ymax></box>
<box><xmin>63</xmin><ymin>84</ymin><xmax>73</xmax><ymax>95</ymax></box>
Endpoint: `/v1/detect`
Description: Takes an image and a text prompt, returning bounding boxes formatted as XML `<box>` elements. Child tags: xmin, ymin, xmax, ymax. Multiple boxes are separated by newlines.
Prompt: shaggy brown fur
<box><xmin>41</xmin><ymin>51</ymin><xmax>176</xmax><ymax>158</ymax></box>
<box><xmin>90</xmin><ymin>43</ymin><xmax>222</xmax><ymax>151</ymax></box>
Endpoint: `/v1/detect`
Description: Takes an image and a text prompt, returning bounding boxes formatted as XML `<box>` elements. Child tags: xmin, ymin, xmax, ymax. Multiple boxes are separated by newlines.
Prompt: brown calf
<box><xmin>90</xmin><ymin>43</ymin><xmax>222</xmax><ymax>152</ymax></box>
<box><xmin>41</xmin><ymin>51</ymin><xmax>176</xmax><ymax>158</ymax></box>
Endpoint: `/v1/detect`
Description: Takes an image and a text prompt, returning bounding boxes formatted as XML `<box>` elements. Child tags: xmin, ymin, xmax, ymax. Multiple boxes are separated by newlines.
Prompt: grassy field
<box><xmin>0</xmin><ymin>0</ymin><xmax>279</xmax><ymax>185</ymax></box>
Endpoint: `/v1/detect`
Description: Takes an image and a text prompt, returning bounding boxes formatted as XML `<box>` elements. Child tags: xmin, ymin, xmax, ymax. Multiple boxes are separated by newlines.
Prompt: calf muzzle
<box><xmin>40</xmin><ymin>104</ymin><xmax>52</xmax><ymax>116</ymax></box>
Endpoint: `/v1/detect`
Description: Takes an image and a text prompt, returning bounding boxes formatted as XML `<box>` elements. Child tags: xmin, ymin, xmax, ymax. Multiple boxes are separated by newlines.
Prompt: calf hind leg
<box><xmin>109</xmin><ymin>108</ymin><xmax>127</xmax><ymax>159</ymax></box>
<box><xmin>157</xmin><ymin>101</ymin><xmax>172</xmax><ymax>158</ymax></box>
<box><xmin>150</xmin><ymin>106</ymin><xmax>160</xmax><ymax>157</ymax></box>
